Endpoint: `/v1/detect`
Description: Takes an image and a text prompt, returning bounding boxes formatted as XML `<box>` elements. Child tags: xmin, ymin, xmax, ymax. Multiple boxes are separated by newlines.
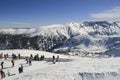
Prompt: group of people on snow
<box><xmin>0</xmin><ymin>53</ymin><xmax>60</xmax><ymax>79</ymax></box>
<box><xmin>1</xmin><ymin>59</ymin><xmax>15</xmax><ymax>69</ymax></box>
<box><xmin>0</xmin><ymin>53</ymin><xmax>18</xmax><ymax>79</ymax></box>
<box><xmin>26</xmin><ymin>57</ymin><xmax>32</xmax><ymax>65</ymax></box>
<box><xmin>52</xmin><ymin>55</ymin><xmax>59</xmax><ymax>64</ymax></box>
<box><xmin>33</xmin><ymin>54</ymin><xmax>45</xmax><ymax>61</ymax></box>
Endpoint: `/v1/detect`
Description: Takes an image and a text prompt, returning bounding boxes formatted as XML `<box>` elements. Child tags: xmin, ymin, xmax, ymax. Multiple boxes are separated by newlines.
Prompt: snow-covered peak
<box><xmin>83</xmin><ymin>21</ymin><xmax>111</xmax><ymax>27</ymax></box>
<box><xmin>0</xmin><ymin>21</ymin><xmax>120</xmax><ymax>54</ymax></box>
<box><xmin>0</xmin><ymin>21</ymin><xmax>120</xmax><ymax>37</ymax></box>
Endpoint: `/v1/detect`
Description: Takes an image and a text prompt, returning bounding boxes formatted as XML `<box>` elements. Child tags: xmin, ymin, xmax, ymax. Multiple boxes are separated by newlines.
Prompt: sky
<box><xmin>0</xmin><ymin>0</ymin><xmax>120</xmax><ymax>28</ymax></box>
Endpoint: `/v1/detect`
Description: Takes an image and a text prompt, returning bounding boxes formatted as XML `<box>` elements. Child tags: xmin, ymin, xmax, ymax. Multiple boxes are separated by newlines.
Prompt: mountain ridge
<box><xmin>0</xmin><ymin>21</ymin><xmax>120</xmax><ymax>56</ymax></box>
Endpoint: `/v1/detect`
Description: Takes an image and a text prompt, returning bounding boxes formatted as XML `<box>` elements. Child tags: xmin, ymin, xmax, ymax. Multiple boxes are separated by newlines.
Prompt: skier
<box><xmin>1</xmin><ymin>61</ymin><xmax>4</xmax><ymax>69</ymax></box>
<box><xmin>4</xmin><ymin>54</ymin><xmax>7</xmax><ymax>60</ymax></box>
<box><xmin>36</xmin><ymin>54</ymin><xmax>39</xmax><ymax>61</ymax></box>
<box><xmin>11</xmin><ymin>59</ymin><xmax>15</xmax><ymax>67</ymax></box>
<box><xmin>56</xmin><ymin>55</ymin><xmax>59</xmax><ymax>62</ymax></box>
<box><xmin>12</xmin><ymin>53</ymin><xmax>14</xmax><ymax>59</ymax></box>
<box><xmin>0</xmin><ymin>69</ymin><xmax>5</xmax><ymax>79</ymax></box>
<box><xmin>6</xmin><ymin>54</ymin><xmax>8</xmax><ymax>58</ymax></box>
<box><xmin>18</xmin><ymin>65</ymin><xmax>23</xmax><ymax>73</ymax></box>
<box><xmin>18</xmin><ymin>54</ymin><xmax>20</xmax><ymax>59</ymax></box>
<box><xmin>30</xmin><ymin>54</ymin><xmax>33</xmax><ymax>59</ymax></box>
<box><xmin>40</xmin><ymin>55</ymin><xmax>45</xmax><ymax>60</ymax></box>
<box><xmin>52</xmin><ymin>55</ymin><xmax>56</xmax><ymax>64</ymax></box>
<box><xmin>26</xmin><ymin>57</ymin><xmax>29</xmax><ymax>64</ymax></box>
<box><xmin>28</xmin><ymin>58</ymin><xmax>32</xmax><ymax>66</ymax></box>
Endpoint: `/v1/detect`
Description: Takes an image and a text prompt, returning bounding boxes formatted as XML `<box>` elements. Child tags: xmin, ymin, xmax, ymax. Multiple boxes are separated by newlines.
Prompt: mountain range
<box><xmin>0</xmin><ymin>21</ymin><xmax>120</xmax><ymax>56</ymax></box>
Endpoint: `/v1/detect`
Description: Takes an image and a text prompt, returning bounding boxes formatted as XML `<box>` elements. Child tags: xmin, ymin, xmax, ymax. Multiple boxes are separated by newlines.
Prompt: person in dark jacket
<box><xmin>11</xmin><ymin>59</ymin><xmax>14</xmax><ymax>67</ymax></box>
<box><xmin>29</xmin><ymin>58</ymin><xmax>32</xmax><ymax>66</ymax></box>
<box><xmin>52</xmin><ymin>55</ymin><xmax>56</xmax><ymax>64</ymax></box>
<box><xmin>18</xmin><ymin>65</ymin><xmax>23</xmax><ymax>73</ymax></box>
<box><xmin>18</xmin><ymin>54</ymin><xmax>21</xmax><ymax>59</ymax></box>
<box><xmin>1</xmin><ymin>61</ymin><xmax>4</xmax><ymax>69</ymax></box>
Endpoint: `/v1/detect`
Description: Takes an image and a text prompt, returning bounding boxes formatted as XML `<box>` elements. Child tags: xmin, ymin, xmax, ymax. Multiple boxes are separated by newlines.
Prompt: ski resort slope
<box><xmin>0</xmin><ymin>50</ymin><xmax>120</xmax><ymax>80</ymax></box>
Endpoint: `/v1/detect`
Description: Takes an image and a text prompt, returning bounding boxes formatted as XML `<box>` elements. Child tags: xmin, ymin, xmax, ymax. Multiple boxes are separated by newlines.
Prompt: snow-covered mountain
<box><xmin>0</xmin><ymin>21</ymin><xmax>120</xmax><ymax>56</ymax></box>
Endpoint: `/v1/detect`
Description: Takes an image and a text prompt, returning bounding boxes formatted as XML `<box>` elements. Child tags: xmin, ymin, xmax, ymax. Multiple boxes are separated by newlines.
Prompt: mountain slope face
<box><xmin>0</xmin><ymin>21</ymin><xmax>120</xmax><ymax>56</ymax></box>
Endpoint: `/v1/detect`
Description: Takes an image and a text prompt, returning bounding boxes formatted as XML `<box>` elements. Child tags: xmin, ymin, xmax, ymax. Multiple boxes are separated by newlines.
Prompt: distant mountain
<box><xmin>0</xmin><ymin>21</ymin><xmax>120</xmax><ymax>56</ymax></box>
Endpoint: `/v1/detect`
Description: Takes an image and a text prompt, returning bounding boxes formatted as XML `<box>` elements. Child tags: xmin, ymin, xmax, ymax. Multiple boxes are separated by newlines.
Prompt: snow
<box><xmin>0</xmin><ymin>50</ymin><xmax>120</xmax><ymax>80</ymax></box>
<box><xmin>0</xmin><ymin>49</ymin><xmax>67</xmax><ymax>58</ymax></box>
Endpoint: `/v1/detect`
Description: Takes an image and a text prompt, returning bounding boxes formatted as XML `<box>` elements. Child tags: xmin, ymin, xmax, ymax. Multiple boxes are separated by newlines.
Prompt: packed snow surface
<box><xmin>0</xmin><ymin>50</ymin><xmax>120</xmax><ymax>80</ymax></box>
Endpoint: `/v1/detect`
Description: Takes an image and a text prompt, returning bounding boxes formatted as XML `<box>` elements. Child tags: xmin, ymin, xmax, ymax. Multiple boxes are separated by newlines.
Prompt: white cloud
<box><xmin>90</xmin><ymin>7</ymin><xmax>120</xmax><ymax>21</ymax></box>
<box><xmin>0</xmin><ymin>22</ymin><xmax>38</xmax><ymax>28</ymax></box>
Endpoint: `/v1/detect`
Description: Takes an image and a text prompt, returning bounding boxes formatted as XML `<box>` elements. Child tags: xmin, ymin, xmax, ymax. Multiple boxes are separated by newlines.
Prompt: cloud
<box><xmin>90</xmin><ymin>7</ymin><xmax>120</xmax><ymax>21</ymax></box>
<box><xmin>0</xmin><ymin>22</ymin><xmax>38</xmax><ymax>28</ymax></box>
